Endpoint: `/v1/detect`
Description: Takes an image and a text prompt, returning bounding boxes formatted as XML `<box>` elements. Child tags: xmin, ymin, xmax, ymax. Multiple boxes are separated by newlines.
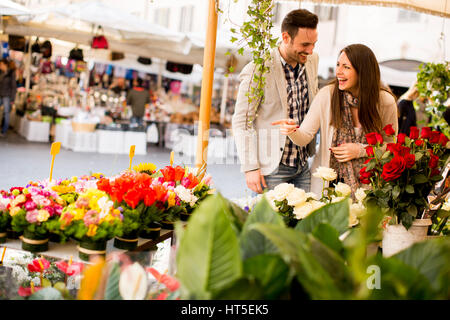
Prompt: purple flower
<box><xmin>244</xmin><ymin>206</ymin><xmax>250</xmax><ymax>212</ymax></box>
<box><xmin>25</xmin><ymin>210</ymin><xmax>39</xmax><ymax>223</ymax></box>
<box><xmin>24</xmin><ymin>201</ymin><xmax>37</xmax><ymax>211</ymax></box>
<box><xmin>117</xmin><ymin>206</ymin><xmax>124</xmax><ymax>213</ymax></box>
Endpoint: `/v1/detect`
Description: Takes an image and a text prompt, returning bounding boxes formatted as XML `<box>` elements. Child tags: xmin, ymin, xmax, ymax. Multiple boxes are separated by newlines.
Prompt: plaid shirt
<box><xmin>280</xmin><ymin>55</ymin><xmax>310</xmax><ymax>168</ymax></box>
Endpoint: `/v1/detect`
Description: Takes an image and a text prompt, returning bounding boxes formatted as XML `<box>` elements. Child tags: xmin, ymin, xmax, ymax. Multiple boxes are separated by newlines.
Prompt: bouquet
<box><xmin>0</xmin><ymin>190</ymin><xmax>11</xmax><ymax>242</ymax></box>
<box><xmin>360</xmin><ymin>124</ymin><xmax>450</xmax><ymax>229</ymax></box>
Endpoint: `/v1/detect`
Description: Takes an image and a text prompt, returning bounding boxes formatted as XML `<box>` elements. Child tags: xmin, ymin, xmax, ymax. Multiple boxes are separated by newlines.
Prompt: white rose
<box><xmin>334</xmin><ymin>182</ymin><xmax>351</xmax><ymax>197</ymax></box>
<box><xmin>312</xmin><ymin>167</ymin><xmax>337</xmax><ymax>181</ymax></box>
<box><xmin>355</xmin><ymin>188</ymin><xmax>367</xmax><ymax>203</ymax></box>
<box><xmin>293</xmin><ymin>202</ymin><xmax>314</xmax><ymax>219</ymax></box>
<box><xmin>331</xmin><ymin>195</ymin><xmax>346</xmax><ymax>203</ymax></box>
<box><xmin>309</xmin><ymin>200</ymin><xmax>326</xmax><ymax>211</ymax></box>
<box><xmin>350</xmin><ymin>202</ymin><xmax>366</xmax><ymax>218</ymax></box>
<box><xmin>273</xmin><ymin>183</ymin><xmax>295</xmax><ymax>201</ymax></box>
<box><xmin>263</xmin><ymin>192</ymin><xmax>279</xmax><ymax>212</ymax></box>
<box><xmin>349</xmin><ymin>209</ymin><xmax>359</xmax><ymax>227</ymax></box>
<box><xmin>286</xmin><ymin>188</ymin><xmax>307</xmax><ymax>207</ymax></box>
<box><xmin>305</xmin><ymin>192</ymin><xmax>319</xmax><ymax>200</ymax></box>
<box><xmin>174</xmin><ymin>185</ymin><xmax>196</xmax><ymax>205</ymax></box>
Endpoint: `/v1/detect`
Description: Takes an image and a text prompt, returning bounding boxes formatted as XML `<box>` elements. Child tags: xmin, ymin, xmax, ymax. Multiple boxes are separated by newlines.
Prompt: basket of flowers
<box><xmin>0</xmin><ymin>190</ymin><xmax>11</xmax><ymax>243</ymax></box>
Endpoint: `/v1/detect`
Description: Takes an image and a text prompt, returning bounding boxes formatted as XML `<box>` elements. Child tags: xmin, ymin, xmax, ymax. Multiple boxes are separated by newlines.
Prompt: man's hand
<box><xmin>271</xmin><ymin>119</ymin><xmax>299</xmax><ymax>135</ymax></box>
<box><xmin>245</xmin><ymin>169</ymin><xmax>267</xmax><ymax>194</ymax></box>
<box><xmin>330</xmin><ymin>143</ymin><xmax>361</xmax><ymax>162</ymax></box>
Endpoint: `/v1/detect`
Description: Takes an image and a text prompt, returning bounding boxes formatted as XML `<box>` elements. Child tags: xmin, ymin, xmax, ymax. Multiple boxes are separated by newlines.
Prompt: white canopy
<box><xmin>0</xmin><ymin>0</ymin><xmax>30</xmax><ymax>16</ymax></box>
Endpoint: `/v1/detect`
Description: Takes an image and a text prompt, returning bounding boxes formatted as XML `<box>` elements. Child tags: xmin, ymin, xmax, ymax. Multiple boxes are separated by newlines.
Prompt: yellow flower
<box><xmin>133</xmin><ymin>162</ymin><xmax>157</xmax><ymax>174</ymax></box>
<box><xmin>9</xmin><ymin>206</ymin><xmax>21</xmax><ymax>217</ymax></box>
<box><xmin>101</xmin><ymin>214</ymin><xmax>113</xmax><ymax>223</ymax></box>
<box><xmin>70</xmin><ymin>176</ymin><xmax>78</xmax><ymax>183</ymax></box>
<box><xmin>86</xmin><ymin>224</ymin><xmax>98</xmax><ymax>237</ymax></box>
<box><xmin>73</xmin><ymin>208</ymin><xmax>85</xmax><ymax>220</ymax></box>
<box><xmin>167</xmin><ymin>191</ymin><xmax>176</xmax><ymax>208</ymax></box>
<box><xmin>37</xmin><ymin>209</ymin><xmax>50</xmax><ymax>222</ymax></box>
<box><xmin>92</xmin><ymin>173</ymin><xmax>104</xmax><ymax>179</ymax></box>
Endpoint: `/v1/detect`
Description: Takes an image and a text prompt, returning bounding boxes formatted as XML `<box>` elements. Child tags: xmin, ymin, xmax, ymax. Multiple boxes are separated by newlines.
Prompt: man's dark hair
<box><xmin>281</xmin><ymin>9</ymin><xmax>318</xmax><ymax>39</ymax></box>
<box><xmin>136</xmin><ymin>77</ymin><xmax>143</xmax><ymax>87</ymax></box>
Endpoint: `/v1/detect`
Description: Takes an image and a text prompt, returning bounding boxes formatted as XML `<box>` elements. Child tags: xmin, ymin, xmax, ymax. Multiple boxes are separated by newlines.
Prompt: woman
<box><xmin>0</xmin><ymin>59</ymin><xmax>17</xmax><ymax>137</ymax></box>
<box><xmin>272</xmin><ymin>44</ymin><xmax>398</xmax><ymax>196</ymax></box>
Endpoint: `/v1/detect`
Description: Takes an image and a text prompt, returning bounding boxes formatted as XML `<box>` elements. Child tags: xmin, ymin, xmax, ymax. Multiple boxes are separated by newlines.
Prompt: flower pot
<box><xmin>0</xmin><ymin>228</ymin><xmax>6</xmax><ymax>244</ymax></box>
<box><xmin>139</xmin><ymin>222</ymin><xmax>161</xmax><ymax>240</ymax></box>
<box><xmin>382</xmin><ymin>218</ymin><xmax>432</xmax><ymax>257</ymax></box>
<box><xmin>114</xmin><ymin>230</ymin><xmax>139</xmax><ymax>251</ymax></box>
<box><xmin>21</xmin><ymin>230</ymin><xmax>49</xmax><ymax>253</ymax></box>
<box><xmin>161</xmin><ymin>220</ymin><xmax>175</xmax><ymax>230</ymax></box>
<box><xmin>7</xmin><ymin>228</ymin><xmax>22</xmax><ymax>240</ymax></box>
<box><xmin>49</xmin><ymin>232</ymin><xmax>62</xmax><ymax>243</ymax></box>
<box><xmin>179</xmin><ymin>212</ymin><xmax>191</xmax><ymax>222</ymax></box>
<box><xmin>78</xmin><ymin>238</ymin><xmax>107</xmax><ymax>262</ymax></box>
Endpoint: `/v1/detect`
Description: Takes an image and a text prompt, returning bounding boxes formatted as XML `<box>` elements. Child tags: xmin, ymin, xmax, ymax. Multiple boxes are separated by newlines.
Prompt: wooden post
<box><xmin>195</xmin><ymin>0</ymin><xmax>218</xmax><ymax>173</ymax></box>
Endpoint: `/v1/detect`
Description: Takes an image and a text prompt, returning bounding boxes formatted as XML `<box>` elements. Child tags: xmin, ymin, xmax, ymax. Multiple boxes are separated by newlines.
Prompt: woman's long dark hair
<box><xmin>330</xmin><ymin>44</ymin><xmax>393</xmax><ymax>134</ymax></box>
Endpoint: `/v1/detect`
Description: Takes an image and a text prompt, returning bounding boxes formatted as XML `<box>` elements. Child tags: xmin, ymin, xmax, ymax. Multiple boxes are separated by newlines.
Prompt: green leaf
<box><xmin>212</xmin><ymin>278</ymin><xmax>263</xmax><ymax>300</ymax></box>
<box><xmin>406</xmin><ymin>204</ymin><xmax>418</xmax><ymax>217</ymax></box>
<box><xmin>405</xmin><ymin>185</ymin><xmax>415</xmax><ymax>194</ymax></box>
<box><xmin>413</xmin><ymin>174</ymin><xmax>428</xmax><ymax>184</ymax></box>
<box><xmin>176</xmin><ymin>193</ymin><xmax>243</xmax><ymax>299</ymax></box>
<box><xmin>238</xmin><ymin>47</ymin><xmax>244</xmax><ymax>55</ymax></box>
<box><xmin>312</xmin><ymin>223</ymin><xmax>344</xmax><ymax>255</ymax></box>
<box><xmin>243</xmin><ymin>254</ymin><xmax>290</xmax><ymax>299</ymax></box>
<box><xmin>28</xmin><ymin>287</ymin><xmax>64</xmax><ymax>300</ymax></box>
<box><xmin>105</xmin><ymin>263</ymin><xmax>122</xmax><ymax>300</ymax></box>
<box><xmin>375</xmin><ymin>148</ymin><xmax>384</xmax><ymax>159</ymax></box>
<box><xmin>382</xmin><ymin>151</ymin><xmax>391</xmax><ymax>159</ymax></box>
<box><xmin>295</xmin><ymin>199</ymin><xmax>349</xmax><ymax>235</ymax></box>
<box><xmin>392</xmin><ymin>185</ymin><xmax>401</xmax><ymax>198</ymax></box>
<box><xmin>240</xmin><ymin>196</ymin><xmax>284</xmax><ymax>260</ymax></box>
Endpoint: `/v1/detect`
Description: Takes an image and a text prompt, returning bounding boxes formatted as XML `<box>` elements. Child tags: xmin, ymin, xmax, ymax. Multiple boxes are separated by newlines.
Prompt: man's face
<box><xmin>282</xmin><ymin>28</ymin><xmax>318</xmax><ymax>65</ymax></box>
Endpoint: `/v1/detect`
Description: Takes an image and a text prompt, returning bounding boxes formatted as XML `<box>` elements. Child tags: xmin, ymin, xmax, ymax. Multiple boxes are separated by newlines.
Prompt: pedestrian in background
<box><xmin>0</xmin><ymin>58</ymin><xmax>17</xmax><ymax>137</ymax></box>
<box><xmin>127</xmin><ymin>77</ymin><xmax>150</xmax><ymax>126</ymax></box>
<box><xmin>397</xmin><ymin>82</ymin><xmax>418</xmax><ymax>135</ymax></box>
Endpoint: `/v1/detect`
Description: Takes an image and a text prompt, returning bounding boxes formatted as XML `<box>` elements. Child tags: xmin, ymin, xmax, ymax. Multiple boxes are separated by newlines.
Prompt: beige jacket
<box><xmin>288</xmin><ymin>84</ymin><xmax>398</xmax><ymax>195</ymax></box>
<box><xmin>232</xmin><ymin>47</ymin><xmax>319</xmax><ymax>175</ymax></box>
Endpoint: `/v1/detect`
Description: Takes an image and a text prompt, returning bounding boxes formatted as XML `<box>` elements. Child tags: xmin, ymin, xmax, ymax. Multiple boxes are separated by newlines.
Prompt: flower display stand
<box><xmin>382</xmin><ymin>218</ymin><xmax>432</xmax><ymax>257</ymax></box>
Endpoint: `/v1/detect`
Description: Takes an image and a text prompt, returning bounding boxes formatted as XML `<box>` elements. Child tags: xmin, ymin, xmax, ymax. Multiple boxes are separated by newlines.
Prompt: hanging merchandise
<box><xmin>125</xmin><ymin>69</ymin><xmax>134</xmax><ymax>80</ymax></box>
<box><xmin>91</xmin><ymin>26</ymin><xmax>109</xmax><ymax>49</ymax></box>
<box><xmin>40</xmin><ymin>40</ymin><xmax>52</xmax><ymax>58</ymax></box>
<box><xmin>137</xmin><ymin>56</ymin><xmax>152</xmax><ymax>65</ymax></box>
<box><xmin>2</xmin><ymin>42</ymin><xmax>9</xmax><ymax>58</ymax></box>
<box><xmin>75</xmin><ymin>60</ymin><xmax>87</xmax><ymax>73</ymax></box>
<box><xmin>69</xmin><ymin>47</ymin><xmax>84</xmax><ymax>61</ymax></box>
<box><xmin>110</xmin><ymin>51</ymin><xmax>124</xmax><ymax>61</ymax></box>
<box><xmin>166</xmin><ymin>61</ymin><xmax>193</xmax><ymax>75</ymax></box>
<box><xmin>8</xmin><ymin>35</ymin><xmax>26</xmax><ymax>52</ymax></box>
<box><xmin>40</xmin><ymin>59</ymin><xmax>54</xmax><ymax>74</ymax></box>
<box><xmin>105</xmin><ymin>64</ymin><xmax>113</xmax><ymax>76</ymax></box>
<box><xmin>31</xmin><ymin>38</ymin><xmax>41</xmax><ymax>53</ymax></box>
<box><xmin>113</xmin><ymin>65</ymin><xmax>126</xmax><ymax>78</ymax></box>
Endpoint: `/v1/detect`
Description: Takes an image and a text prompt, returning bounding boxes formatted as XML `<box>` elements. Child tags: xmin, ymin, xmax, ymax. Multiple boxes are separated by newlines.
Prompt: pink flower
<box><xmin>25</xmin><ymin>209</ymin><xmax>39</xmax><ymax>223</ymax></box>
<box><xmin>18</xmin><ymin>286</ymin><xmax>42</xmax><ymax>297</ymax></box>
<box><xmin>76</xmin><ymin>197</ymin><xmax>89</xmax><ymax>208</ymax></box>
<box><xmin>44</xmin><ymin>206</ymin><xmax>55</xmax><ymax>216</ymax></box>
<box><xmin>28</xmin><ymin>258</ymin><xmax>51</xmax><ymax>273</ymax></box>
<box><xmin>83</xmin><ymin>210</ymin><xmax>99</xmax><ymax>226</ymax></box>
<box><xmin>55</xmin><ymin>260</ymin><xmax>84</xmax><ymax>276</ymax></box>
<box><xmin>147</xmin><ymin>267</ymin><xmax>180</xmax><ymax>292</ymax></box>
<box><xmin>24</xmin><ymin>201</ymin><xmax>37</xmax><ymax>211</ymax></box>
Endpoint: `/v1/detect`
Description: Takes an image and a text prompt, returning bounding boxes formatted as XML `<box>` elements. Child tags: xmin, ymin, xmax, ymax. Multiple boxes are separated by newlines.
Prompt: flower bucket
<box><xmin>7</xmin><ymin>228</ymin><xmax>22</xmax><ymax>240</ymax></box>
<box><xmin>139</xmin><ymin>222</ymin><xmax>161</xmax><ymax>240</ymax></box>
<box><xmin>49</xmin><ymin>232</ymin><xmax>62</xmax><ymax>243</ymax></box>
<box><xmin>78</xmin><ymin>238</ymin><xmax>107</xmax><ymax>262</ymax></box>
<box><xmin>21</xmin><ymin>230</ymin><xmax>49</xmax><ymax>253</ymax></box>
<box><xmin>382</xmin><ymin>218</ymin><xmax>432</xmax><ymax>257</ymax></box>
<box><xmin>0</xmin><ymin>228</ymin><xmax>6</xmax><ymax>244</ymax></box>
<box><xmin>179</xmin><ymin>212</ymin><xmax>191</xmax><ymax>222</ymax></box>
<box><xmin>114</xmin><ymin>230</ymin><xmax>139</xmax><ymax>251</ymax></box>
<box><xmin>161</xmin><ymin>220</ymin><xmax>175</xmax><ymax>230</ymax></box>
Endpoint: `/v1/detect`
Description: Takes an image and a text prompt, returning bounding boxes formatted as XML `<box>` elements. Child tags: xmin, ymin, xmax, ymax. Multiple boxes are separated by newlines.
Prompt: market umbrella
<box><xmin>282</xmin><ymin>0</ymin><xmax>450</xmax><ymax>18</ymax></box>
<box><xmin>0</xmin><ymin>0</ymin><xmax>30</xmax><ymax>16</ymax></box>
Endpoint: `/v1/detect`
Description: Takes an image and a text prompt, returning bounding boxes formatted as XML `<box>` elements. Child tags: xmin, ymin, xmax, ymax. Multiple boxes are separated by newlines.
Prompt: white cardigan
<box><xmin>288</xmin><ymin>85</ymin><xmax>398</xmax><ymax>195</ymax></box>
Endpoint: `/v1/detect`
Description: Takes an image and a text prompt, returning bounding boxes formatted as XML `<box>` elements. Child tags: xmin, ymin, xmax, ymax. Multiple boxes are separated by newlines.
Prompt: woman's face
<box><xmin>336</xmin><ymin>51</ymin><xmax>359</xmax><ymax>94</ymax></box>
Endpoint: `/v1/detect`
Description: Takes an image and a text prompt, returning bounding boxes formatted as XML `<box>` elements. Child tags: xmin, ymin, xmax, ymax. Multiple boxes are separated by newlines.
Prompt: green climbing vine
<box><xmin>416</xmin><ymin>62</ymin><xmax>450</xmax><ymax>136</ymax></box>
<box><xmin>227</xmin><ymin>0</ymin><xmax>278</xmax><ymax>129</ymax></box>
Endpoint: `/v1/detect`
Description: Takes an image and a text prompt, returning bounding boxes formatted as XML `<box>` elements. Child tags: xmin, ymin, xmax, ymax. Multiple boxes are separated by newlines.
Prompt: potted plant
<box><xmin>360</xmin><ymin>124</ymin><xmax>449</xmax><ymax>256</ymax></box>
<box><xmin>9</xmin><ymin>186</ymin><xmax>64</xmax><ymax>252</ymax></box>
<box><xmin>0</xmin><ymin>190</ymin><xmax>11</xmax><ymax>243</ymax></box>
<box><xmin>59</xmin><ymin>188</ymin><xmax>122</xmax><ymax>261</ymax></box>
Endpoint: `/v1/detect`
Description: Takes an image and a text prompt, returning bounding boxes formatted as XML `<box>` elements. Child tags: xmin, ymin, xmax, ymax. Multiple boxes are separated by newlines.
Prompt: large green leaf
<box><xmin>240</xmin><ymin>196</ymin><xmax>284</xmax><ymax>259</ymax></box>
<box><xmin>176</xmin><ymin>193</ymin><xmax>243</xmax><ymax>299</ymax></box>
<box><xmin>250</xmin><ymin>223</ymin><xmax>345</xmax><ymax>299</ymax></box>
<box><xmin>312</xmin><ymin>223</ymin><xmax>343</xmax><ymax>255</ymax></box>
<box><xmin>393</xmin><ymin>237</ymin><xmax>450</xmax><ymax>295</ymax></box>
<box><xmin>104</xmin><ymin>263</ymin><xmax>122</xmax><ymax>300</ymax></box>
<box><xmin>295</xmin><ymin>198</ymin><xmax>349</xmax><ymax>235</ymax></box>
<box><xmin>28</xmin><ymin>287</ymin><xmax>64</xmax><ymax>300</ymax></box>
<box><xmin>212</xmin><ymin>278</ymin><xmax>263</xmax><ymax>300</ymax></box>
<box><xmin>243</xmin><ymin>254</ymin><xmax>291</xmax><ymax>299</ymax></box>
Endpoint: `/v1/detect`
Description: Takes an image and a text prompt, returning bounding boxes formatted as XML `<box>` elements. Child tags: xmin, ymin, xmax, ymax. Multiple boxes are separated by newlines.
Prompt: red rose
<box><xmin>144</xmin><ymin>189</ymin><xmax>156</xmax><ymax>207</ymax></box>
<box><xmin>415</xmin><ymin>140</ymin><xmax>424</xmax><ymax>147</ymax></box>
<box><xmin>359</xmin><ymin>166</ymin><xmax>372</xmax><ymax>184</ymax></box>
<box><xmin>429</xmin><ymin>154</ymin><xmax>439</xmax><ymax>169</ymax></box>
<box><xmin>397</xmin><ymin>133</ymin><xmax>407</xmax><ymax>144</ymax></box>
<box><xmin>375</xmin><ymin>133</ymin><xmax>383</xmax><ymax>144</ymax></box>
<box><xmin>404</xmin><ymin>153</ymin><xmax>415</xmax><ymax>169</ymax></box>
<box><xmin>381</xmin><ymin>156</ymin><xmax>406</xmax><ymax>182</ymax></box>
<box><xmin>123</xmin><ymin>188</ymin><xmax>142</xmax><ymax>209</ymax></box>
<box><xmin>431</xmin><ymin>168</ymin><xmax>440</xmax><ymax>177</ymax></box>
<box><xmin>420</xmin><ymin>127</ymin><xmax>432</xmax><ymax>139</ymax></box>
<box><xmin>439</xmin><ymin>133</ymin><xmax>449</xmax><ymax>146</ymax></box>
<box><xmin>409</xmin><ymin>126</ymin><xmax>419</xmax><ymax>139</ymax></box>
<box><xmin>160</xmin><ymin>166</ymin><xmax>175</xmax><ymax>182</ymax></box>
<box><xmin>383</xmin><ymin>124</ymin><xmax>395</xmax><ymax>136</ymax></box>
<box><xmin>365</xmin><ymin>146</ymin><xmax>374</xmax><ymax>156</ymax></box>
<box><xmin>387</xmin><ymin>143</ymin><xmax>401</xmax><ymax>155</ymax></box>
<box><xmin>365</xmin><ymin>132</ymin><xmax>378</xmax><ymax>145</ymax></box>
<box><xmin>429</xmin><ymin>131</ymin><xmax>441</xmax><ymax>144</ymax></box>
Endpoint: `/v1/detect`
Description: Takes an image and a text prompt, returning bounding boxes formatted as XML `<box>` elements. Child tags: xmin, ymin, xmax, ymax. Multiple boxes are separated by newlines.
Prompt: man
<box><xmin>232</xmin><ymin>9</ymin><xmax>319</xmax><ymax>194</ymax></box>
<box><xmin>127</xmin><ymin>78</ymin><xmax>150</xmax><ymax>126</ymax></box>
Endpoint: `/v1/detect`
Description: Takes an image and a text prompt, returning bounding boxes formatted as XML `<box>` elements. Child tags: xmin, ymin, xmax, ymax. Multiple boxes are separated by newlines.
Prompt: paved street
<box><xmin>0</xmin><ymin>130</ymin><xmax>249</xmax><ymax>200</ymax></box>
